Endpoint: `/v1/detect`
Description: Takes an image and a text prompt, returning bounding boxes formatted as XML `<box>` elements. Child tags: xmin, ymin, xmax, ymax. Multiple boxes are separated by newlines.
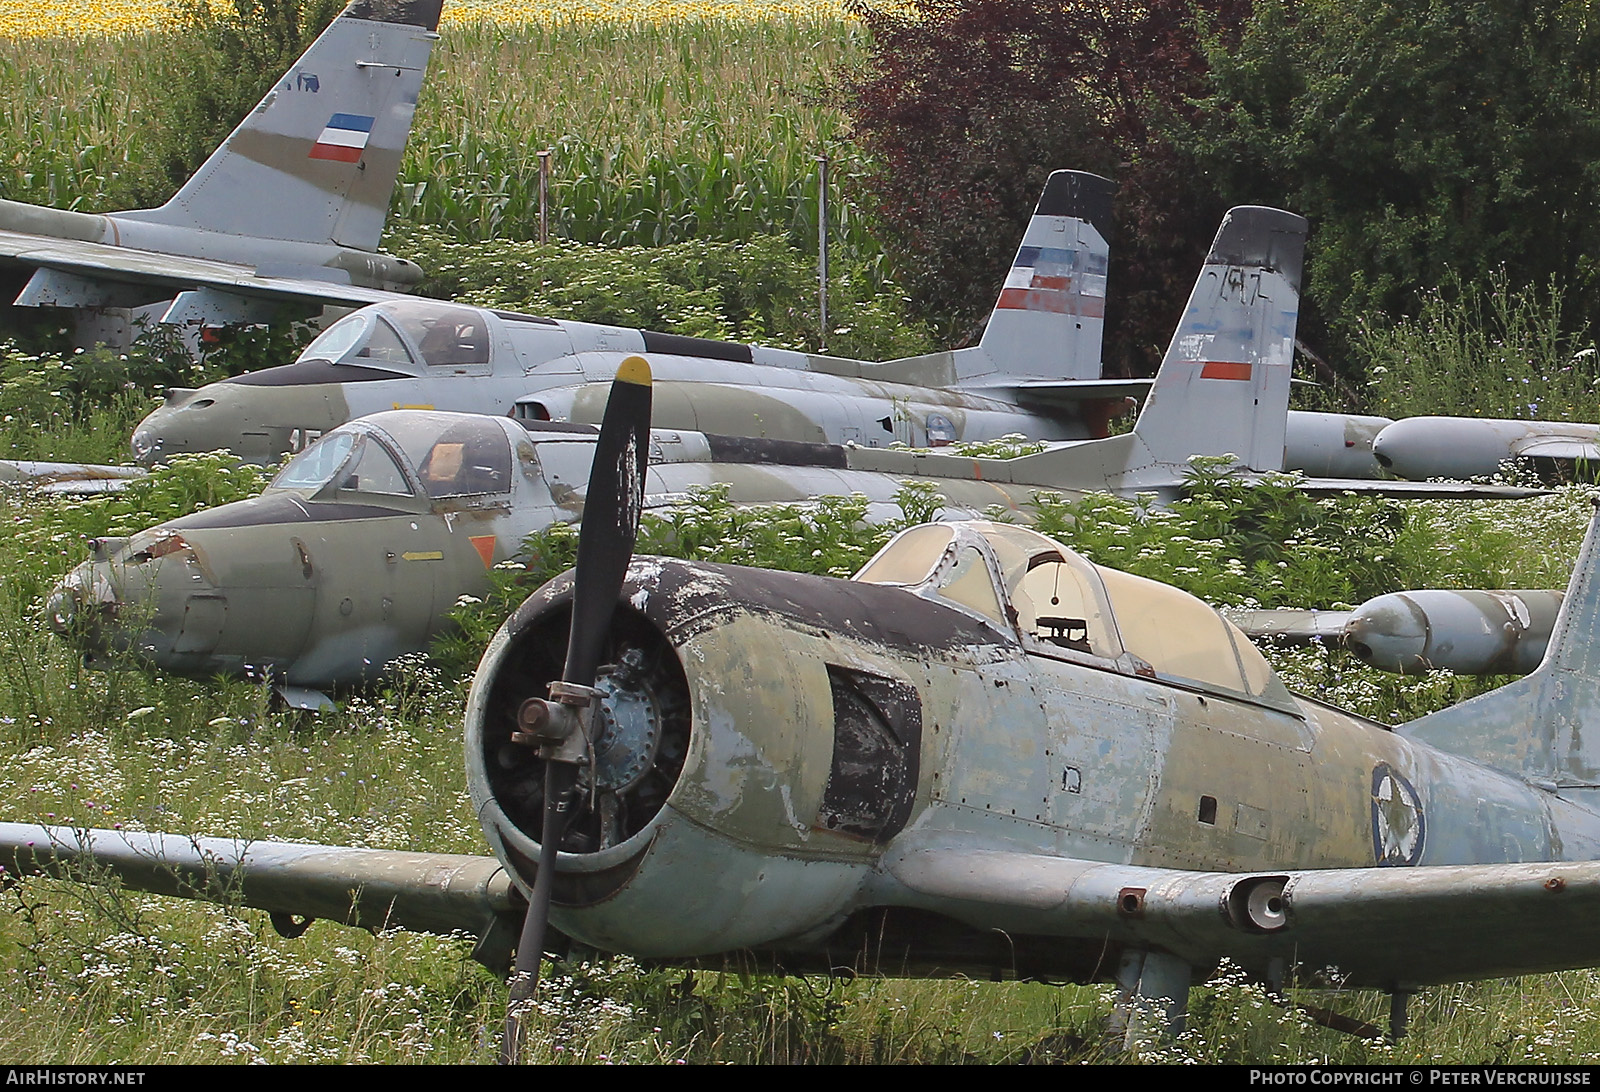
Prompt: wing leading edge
<box><xmin>878</xmin><ymin>842</ymin><xmax>1600</xmax><ymax>990</ymax></box>
<box><xmin>11</xmin><ymin>822</ymin><xmax>1600</xmax><ymax>991</ymax></box>
<box><xmin>0</xmin><ymin>823</ymin><xmax>521</xmax><ymax>966</ymax></box>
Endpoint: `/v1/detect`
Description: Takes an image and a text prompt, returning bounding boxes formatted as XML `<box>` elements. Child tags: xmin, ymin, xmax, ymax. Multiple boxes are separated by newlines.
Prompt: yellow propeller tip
<box><xmin>616</xmin><ymin>355</ymin><xmax>652</xmax><ymax>387</ymax></box>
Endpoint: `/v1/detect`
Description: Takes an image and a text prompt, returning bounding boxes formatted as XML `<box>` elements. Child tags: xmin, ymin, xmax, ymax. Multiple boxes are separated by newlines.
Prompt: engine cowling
<box><xmin>464</xmin><ymin>557</ymin><xmax>960</xmax><ymax>958</ymax></box>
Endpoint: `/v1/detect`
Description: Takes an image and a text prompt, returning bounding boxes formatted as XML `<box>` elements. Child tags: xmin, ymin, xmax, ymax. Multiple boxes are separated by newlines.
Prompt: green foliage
<box><xmin>134</xmin><ymin>0</ymin><xmax>343</xmax><ymax>203</ymax></box>
<box><xmin>1187</xmin><ymin>0</ymin><xmax>1600</xmax><ymax>382</ymax></box>
<box><xmin>0</xmin><ymin>347</ymin><xmax>161</xmax><ymax>464</ymax></box>
<box><xmin>0</xmin><ymin>32</ymin><xmax>174</xmax><ymax>211</ymax></box>
<box><xmin>1025</xmin><ymin>458</ymin><xmax>1426</xmax><ymax>609</ymax></box>
<box><xmin>0</xmin><ymin>323</ymin><xmax>316</xmax><ymax>458</ymax></box>
<box><xmin>843</xmin><ymin>0</ymin><xmax>1245</xmax><ymax>360</ymax></box>
<box><xmin>1360</xmin><ymin>272</ymin><xmax>1600</xmax><ymax>420</ymax></box>
<box><xmin>390</xmin><ymin>225</ymin><xmax>932</xmax><ymax>358</ymax></box>
<box><xmin>396</xmin><ymin>16</ymin><xmax>873</xmax><ymax>256</ymax></box>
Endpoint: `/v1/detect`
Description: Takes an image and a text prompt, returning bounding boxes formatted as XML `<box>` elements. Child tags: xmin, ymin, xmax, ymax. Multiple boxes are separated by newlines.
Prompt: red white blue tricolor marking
<box><xmin>309</xmin><ymin>113</ymin><xmax>375</xmax><ymax>163</ymax></box>
<box><xmin>995</xmin><ymin>245</ymin><xmax>1107</xmax><ymax>317</ymax></box>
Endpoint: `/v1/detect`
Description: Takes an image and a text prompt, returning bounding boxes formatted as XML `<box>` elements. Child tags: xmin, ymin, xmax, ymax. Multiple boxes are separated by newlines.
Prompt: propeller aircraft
<box><xmin>0</xmin><ymin>0</ymin><xmax>441</xmax><ymax>331</ymax></box>
<box><xmin>16</xmin><ymin>207</ymin><xmax>1600</xmax><ymax>1056</ymax></box>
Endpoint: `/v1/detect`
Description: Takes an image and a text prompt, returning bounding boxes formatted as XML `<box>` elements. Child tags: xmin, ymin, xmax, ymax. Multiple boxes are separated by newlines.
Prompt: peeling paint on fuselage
<box><xmin>466</xmin><ymin>554</ymin><xmax>1600</xmax><ymax>979</ymax></box>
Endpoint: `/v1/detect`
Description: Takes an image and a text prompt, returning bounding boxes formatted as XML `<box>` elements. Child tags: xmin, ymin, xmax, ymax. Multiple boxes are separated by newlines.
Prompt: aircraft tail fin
<box><xmin>113</xmin><ymin>0</ymin><xmax>442</xmax><ymax>252</ymax></box>
<box><xmin>961</xmin><ymin>206</ymin><xmax>1305</xmax><ymax>496</ymax></box>
<box><xmin>963</xmin><ymin>170</ymin><xmax>1116</xmax><ymax>384</ymax></box>
<box><xmin>1123</xmin><ymin>206</ymin><xmax>1306</xmax><ymax>475</ymax></box>
<box><xmin>1399</xmin><ymin>500</ymin><xmax>1600</xmax><ymax>804</ymax></box>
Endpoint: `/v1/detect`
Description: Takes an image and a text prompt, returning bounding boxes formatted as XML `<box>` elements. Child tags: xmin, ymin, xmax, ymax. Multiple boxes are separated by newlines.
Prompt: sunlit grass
<box><xmin>0</xmin><ymin>0</ymin><xmax>868</xmax><ymax>38</ymax></box>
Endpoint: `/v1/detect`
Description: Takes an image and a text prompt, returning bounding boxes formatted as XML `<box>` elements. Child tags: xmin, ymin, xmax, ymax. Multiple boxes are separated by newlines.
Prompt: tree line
<box><xmin>845</xmin><ymin>0</ymin><xmax>1600</xmax><ymax>388</ymax></box>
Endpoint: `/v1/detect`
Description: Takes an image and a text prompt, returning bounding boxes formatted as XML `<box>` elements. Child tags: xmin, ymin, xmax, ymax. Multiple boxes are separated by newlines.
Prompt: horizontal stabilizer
<box><xmin>1516</xmin><ymin>438</ymin><xmax>1600</xmax><ymax>462</ymax></box>
<box><xmin>982</xmin><ymin>377</ymin><xmax>1153</xmax><ymax>403</ymax></box>
<box><xmin>1254</xmin><ymin>474</ymin><xmax>1547</xmax><ymax>501</ymax></box>
<box><xmin>0</xmin><ymin>460</ymin><xmax>145</xmax><ymax>495</ymax></box>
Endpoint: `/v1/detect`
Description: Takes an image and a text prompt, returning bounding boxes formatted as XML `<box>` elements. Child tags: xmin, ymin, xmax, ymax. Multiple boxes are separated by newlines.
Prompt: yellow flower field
<box><xmin>0</xmin><ymin>0</ymin><xmax>859</xmax><ymax>39</ymax></box>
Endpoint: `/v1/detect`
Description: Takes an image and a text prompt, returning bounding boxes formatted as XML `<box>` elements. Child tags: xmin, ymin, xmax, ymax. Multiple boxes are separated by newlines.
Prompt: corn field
<box><xmin>0</xmin><ymin>2</ymin><xmax>876</xmax><ymax>253</ymax></box>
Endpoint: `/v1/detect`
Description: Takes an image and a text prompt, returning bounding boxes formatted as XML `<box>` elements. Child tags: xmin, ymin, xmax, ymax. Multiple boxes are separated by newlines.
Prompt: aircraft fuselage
<box><xmin>469</xmin><ymin>526</ymin><xmax>1600</xmax><ymax>988</ymax></box>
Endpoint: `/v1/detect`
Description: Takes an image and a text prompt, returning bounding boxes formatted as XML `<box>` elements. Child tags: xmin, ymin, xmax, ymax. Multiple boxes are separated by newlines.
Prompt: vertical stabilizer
<box><xmin>113</xmin><ymin>0</ymin><xmax>443</xmax><ymax>252</ymax></box>
<box><xmin>963</xmin><ymin>170</ymin><xmax>1116</xmax><ymax>383</ymax></box>
<box><xmin>947</xmin><ymin>205</ymin><xmax>1305</xmax><ymax>497</ymax></box>
<box><xmin>1121</xmin><ymin>206</ymin><xmax>1305</xmax><ymax>477</ymax></box>
<box><xmin>1400</xmin><ymin>501</ymin><xmax>1600</xmax><ymax>804</ymax></box>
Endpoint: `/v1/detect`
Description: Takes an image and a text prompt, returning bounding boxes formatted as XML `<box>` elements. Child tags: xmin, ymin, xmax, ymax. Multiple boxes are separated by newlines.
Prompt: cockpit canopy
<box><xmin>296</xmin><ymin>300</ymin><xmax>493</xmax><ymax>372</ymax></box>
<box><xmin>272</xmin><ymin>411</ymin><xmax>514</xmax><ymax>503</ymax></box>
<box><xmin>855</xmin><ymin>521</ymin><xmax>1297</xmax><ymax>713</ymax></box>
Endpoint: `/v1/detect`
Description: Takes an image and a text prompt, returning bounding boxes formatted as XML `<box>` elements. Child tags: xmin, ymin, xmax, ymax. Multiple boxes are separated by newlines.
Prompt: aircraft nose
<box><xmin>1343</xmin><ymin>594</ymin><xmax>1429</xmax><ymax>672</ymax></box>
<box><xmin>130</xmin><ymin>427</ymin><xmax>160</xmax><ymax>466</ymax></box>
<box><xmin>47</xmin><ymin>565</ymin><xmax>118</xmax><ymax>639</ymax></box>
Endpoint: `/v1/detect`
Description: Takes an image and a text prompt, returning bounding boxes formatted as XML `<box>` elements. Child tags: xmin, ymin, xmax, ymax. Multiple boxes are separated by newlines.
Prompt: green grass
<box><xmin>0</xmin><ymin>403</ymin><xmax>1596</xmax><ymax>1062</ymax></box>
<box><xmin>1361</xmin><ymin>272</ymin><xmax>1600</xmax><ymax>421</ymax></box>
<box><xmin>6</xmin><ymin>11</ymin><xmax>1600</xmax><ymax>1065</ymax></box>
<box><xmin>0</xmin><ymin>32</ymin><xmax>171</xmax><ymax>211</ymax></box>
<box><xmin>0</xmin><ymin>17</ymin><xmax>875</xmax><ymax>256</ymax></box>
<box><xmin>397</xmin><ymin>17</ymin><xmax>873</xmax><ymax>254</ymax></box>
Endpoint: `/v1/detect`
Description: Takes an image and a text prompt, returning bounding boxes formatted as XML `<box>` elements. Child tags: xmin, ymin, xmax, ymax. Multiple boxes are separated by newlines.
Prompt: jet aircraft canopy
<box><xmin>271</xmin><ymin>411</ymin><xmax>514</xmax><ymax>502</ymax></box>
<box><xmin>296</xmin><ymin>300</ymin><xmax>494</xmax><ymax>373</ymax></box>
<box><xmin>855</xmin><ymin>521</ymin><xmax>1297</xmax><ymax>712</ymax></box>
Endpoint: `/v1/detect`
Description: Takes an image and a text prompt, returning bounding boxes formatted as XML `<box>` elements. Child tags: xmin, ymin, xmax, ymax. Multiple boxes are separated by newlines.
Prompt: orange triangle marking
<box><xmin>470</xmin><ymin>535</ymin><xmax>496</xmax><ymax>569</ymax></box>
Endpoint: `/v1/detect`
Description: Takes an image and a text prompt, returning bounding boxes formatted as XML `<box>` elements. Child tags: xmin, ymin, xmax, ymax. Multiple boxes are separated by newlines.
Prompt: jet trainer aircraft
<box><xmin>47</xmin><ymin>207</ymin><xmax>1540</xmax><ymax>701</ymax></box>
<box><xmin>0</xmin><ymin>0</ymin><xmax>442</xmax><ymax>330</ymax></box>
<box><xmin>14</xmin><ymin>254</ymin><xmax>1600</xmax><ymax>1054</ymax></box>
<box><xmin>128</xmin><ymin>170</ymin><xmax>1134</xmax><ymax>462</ymax></box>
<box><xmin>126</xmin><ymin>169</ymin><xmax>1392</xmax><ymax>480</ymax></box>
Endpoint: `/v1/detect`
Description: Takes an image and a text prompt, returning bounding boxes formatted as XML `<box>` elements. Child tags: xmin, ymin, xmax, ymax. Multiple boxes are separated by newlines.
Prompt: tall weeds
<box><xmin>1360</xmin><ymin>272</ymin><xmax>1600</xmax><ymax>420</ymax></box>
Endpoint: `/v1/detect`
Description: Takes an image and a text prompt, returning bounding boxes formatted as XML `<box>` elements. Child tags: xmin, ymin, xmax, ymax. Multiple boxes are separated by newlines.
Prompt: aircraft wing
<box><xmin>14</xmin><ymin>822</ymin><xmax>1600</xmax><ymax>990</ymax></box>
<box><xmin>1513</xmin><ymin>437</ymin><xmax>1600</xmax><ymax>462</ymax></box>
<box><xmin>0</xmin><ymin>460</ymin><xmax>146</xmax><ymax>495</ymax></box>
<box><xmin>0</xmin><ymin>824</ymin><xmax>521</xmax><ymax>962</ymax></box>
<box><xmin>975</xmin><ymin>378</ymin><xmax>1154</xmax><ymax>404</ymax></box>
<box><xmin>0</xmin><ymin>231</ymin><xmax>411</xmax><ymax>313</ymax></box>
<box><xmin>1259</xmin><ymin>474</ymin><xmax>1547</xmax><ymax>500</ymax></box>
<box><xmin>1223</xmin><ymin>607</ymin><xmax>1352</xmax><ymax>644</ymax></box>
<box><xmin>882</xmin><ymin>843</ymin><xmax>1600</xmax><ymax>988</ymax></box>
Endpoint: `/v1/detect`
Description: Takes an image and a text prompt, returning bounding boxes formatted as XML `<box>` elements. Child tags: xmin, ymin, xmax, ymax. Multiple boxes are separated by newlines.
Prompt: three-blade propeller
<box><xmin>502</xmin><ymin>355</ymin><xmax>652</xmax><ymax>1064</ymax></box>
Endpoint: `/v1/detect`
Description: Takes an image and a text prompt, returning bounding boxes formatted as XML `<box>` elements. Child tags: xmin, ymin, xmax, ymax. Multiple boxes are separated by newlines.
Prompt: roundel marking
<box><xmin>1371</xmin><ymin>763</ymin><xmax>1425</xmax><ymax>866</ymax></box>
